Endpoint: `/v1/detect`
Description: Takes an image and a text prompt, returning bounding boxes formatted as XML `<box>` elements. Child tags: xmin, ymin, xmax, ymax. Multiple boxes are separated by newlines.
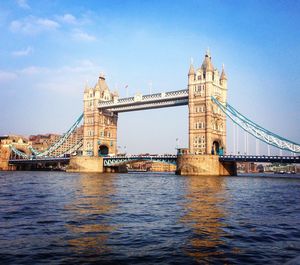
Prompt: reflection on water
<box><xmin>0</xmin><ymin>172</ymin><xmax>300</xmax><ymax>264</ymax></box>
<box><xmin>65</xmin><ymin>173</ymin><xmax>117</xmax><ymax>255</ymax></box>
<box><xmin>181</xmin><ymin>176</ymin><xmax>229</xmax><ymax>263</ymax></box>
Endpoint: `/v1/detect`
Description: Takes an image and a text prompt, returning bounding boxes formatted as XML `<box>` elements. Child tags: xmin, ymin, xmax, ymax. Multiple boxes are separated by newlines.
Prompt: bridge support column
<box><xmin>67</xmin><ymin>156</ymin><xmax>104</xmax><ymax>173</ymax></box>
<box><xmin>176</xmin><ymin>154</ymin><xmax>236</xmax><ymax>176</ymax></box>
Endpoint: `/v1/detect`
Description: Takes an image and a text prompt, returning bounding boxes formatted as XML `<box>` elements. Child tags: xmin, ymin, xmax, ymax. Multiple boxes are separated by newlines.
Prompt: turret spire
<box><xmin>99</xmin><ymin>72</ymin><xmax>105</xmax><ymax>80</ymax></box>
<box><xmin>220</xmin><ymin>64</ymin><xmax>227</xmax><ymax>80</ymax></box>
<box><xmin>206</xmin><ymin>47</ymin><xmax>210</xmax><ymax>57</ymax></box>
<box><xmin>188</xmin><ymin>57</ymin><xmax>195</xmax><ymax>76</ymax></box>
<box><xmin>201</xmin><ymin>50</ymin><xmax>214</xmax><ymax>72</ymax></box>
<box><xmin>188</xmin><ymin>62</ymin><xmax>195</xmax><ymax>76</ymax></box>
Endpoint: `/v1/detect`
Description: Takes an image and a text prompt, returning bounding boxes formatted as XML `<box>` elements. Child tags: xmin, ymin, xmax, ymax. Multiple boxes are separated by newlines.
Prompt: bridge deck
<box><xmin>220</xmin><ymin>155</ymin><xmax>299</xmax><ymax>164</ymax></box>
<box><xmin>9</xmin><ymin>157</ymin><xmax>70</xmax><ymax>165</ymax></box>
<box><xmin>103</xmin><ymin>155</ymin><xmax>177</xmax><ymax>166</ymax></box>
<box><xmin>8</xmin><ymin>155</ymin><xmax>299</xmax><ymax>166</ymax></box>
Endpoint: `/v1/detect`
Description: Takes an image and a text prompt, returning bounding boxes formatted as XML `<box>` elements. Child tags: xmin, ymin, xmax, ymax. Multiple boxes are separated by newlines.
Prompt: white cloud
<box><xmin>16</xmin><ymin>0</ymin><xmax>30</xmax><ymax>9</ymax></box>
<box><xmin>71</xmin><ymin>29</ymin><xmax>96</xmax><ymax>42</ymax></box>
<box><xmin>0</xmin><ymin>60</ymin><xmax>101</xmax><ymax>92</ymax></box>
<box><xmin>10</xmin><ymin>16</ymin><xmax>60</xmax><ymax>35</ymax></box>
<box><xmin>58</xmin><ymin>13</ymin><xmax>77</xmax><ymax>24</ymax></box>
<box><xmin>58</xmin><ymin>60</ymin><xmax>98</xmax><ymax>73</ymax></box>
<box><xmin>57</xmin><ymin>12</ymin><xmax>93</xmax><ymax>26</ymax></box>
<box><xmin>12</xmin><ymin>46</ymin><xmax>33</xmax><ymax>57</ymax></box>
<box><xmin>0</xmin><ymin>71</ymin><xmax>18</xmax><ymax>82</ymax></box>
<box><xmin>37</xmin><ymin>18</ymin><xmax>59</xmax><ymax>29</ymax></box>
<box><xmin>18</xmin><ymin>66</ymin><xmax>49</xmax><ymax>75</ymax></box>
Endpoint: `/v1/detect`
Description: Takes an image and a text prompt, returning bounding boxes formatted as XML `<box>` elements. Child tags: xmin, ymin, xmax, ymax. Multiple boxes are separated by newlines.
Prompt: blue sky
<box><xmin>0</xmin><ymin>0</ymin><xmax>299</xmax><ymax>154</ymax></box>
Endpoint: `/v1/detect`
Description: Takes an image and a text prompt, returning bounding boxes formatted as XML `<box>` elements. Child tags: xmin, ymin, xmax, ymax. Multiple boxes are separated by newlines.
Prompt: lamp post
<box><xmin>117</xmin><ymin>145</ymin><xmax>122</xmax><ymax>155</ymax></box>
<box><xmin>175</xmin><ymin>138</ymin><xmax>179</xmax><ymax>155</ymax></box>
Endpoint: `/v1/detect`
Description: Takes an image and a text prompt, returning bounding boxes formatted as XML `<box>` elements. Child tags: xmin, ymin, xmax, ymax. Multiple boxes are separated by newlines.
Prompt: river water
<box><xmin>0</xmin><ymin>171</ymin><xmax>300</xmax><ymax>265</ymax></box>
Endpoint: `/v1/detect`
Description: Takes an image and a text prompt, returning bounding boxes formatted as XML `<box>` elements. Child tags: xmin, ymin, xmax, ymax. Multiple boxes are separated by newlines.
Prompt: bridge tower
<box><xmin>83</xmin><ymin>74</ymin><xmax>118</xmax><ymax>157</ymax></box>
<box><xmin>188</xmin><ymin>51</ymin><xmax>227</xmax><ymax>155</ymax></box>
<box><xmin>177</xmin><ymin>51</ymin><xmax>235</xmax><ymax>176</ymax></box>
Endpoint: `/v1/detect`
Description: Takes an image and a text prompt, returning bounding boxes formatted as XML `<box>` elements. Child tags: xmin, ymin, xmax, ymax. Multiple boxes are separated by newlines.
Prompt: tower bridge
<box><xmin>4</xmin><ymin>51</ymin><xmax>300</xmax><ymax>175</ymax></box>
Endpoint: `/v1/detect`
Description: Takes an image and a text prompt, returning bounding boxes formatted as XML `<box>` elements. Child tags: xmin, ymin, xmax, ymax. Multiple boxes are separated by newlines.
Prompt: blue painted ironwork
<box><xmin>57</xmin><ymin>138</ymin><xmax>83</xmax><ymax>157</ymax></box>
<box><xmin>9</xmin><ymin>145</ymin><xmax>28</xmax><ymax>159</ymax></box>
<box><xmin>220</xmin><ymin>155</ymin><xmax>299</xmax><ymax>164</ymax></box>
<box><xmin>32</xmin><ymin>113</ymin><xmax>83</xmax><ymax>157</ymax></box>
<box><xmin>212</xmin><ymin>97</ymin><xmax>300</xmax><ymax>153</ymax></box>
<box><xmin>9</xmin><ymin>114</ymin><xmax>83</xmax><ymax>159</ymax></box>
<box><xmin>103</xmin><ymin>155</ymin><xmax>177</xmax><ymax>167</ymax></box>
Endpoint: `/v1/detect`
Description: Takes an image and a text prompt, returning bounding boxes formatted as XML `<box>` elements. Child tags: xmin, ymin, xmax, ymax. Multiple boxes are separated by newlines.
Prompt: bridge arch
<box><xmin>98</xmin><ymin>144</ymin><xmax>109</xmax><ymax>156</ymax></box>
<box><xmin>211</xmin><ymin>139</ymin><xmax>224</xmax><ymax>155</ymax></box>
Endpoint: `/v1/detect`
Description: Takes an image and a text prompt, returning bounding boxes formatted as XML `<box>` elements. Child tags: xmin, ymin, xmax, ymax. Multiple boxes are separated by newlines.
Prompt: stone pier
<box><xmin>67</xmin><ymin>157</ymin><xmax>104</xmax><ymax>173</ymax></box>
<box><xmin>67</xmin><ymin>156</ymin><xmax>127</xmax><ymax>173</ymax></box>
<box><xmin>176</xmin><ymin>154</ymin><xmax>236</xmax><ymax>176</ymax></box>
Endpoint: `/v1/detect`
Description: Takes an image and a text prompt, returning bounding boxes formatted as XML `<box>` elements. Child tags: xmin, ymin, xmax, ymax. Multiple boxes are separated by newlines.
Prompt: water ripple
<box><xmin>0</xmin><ymin>171</ymin><xmax>299</xmax><ymax>264</ymax></box>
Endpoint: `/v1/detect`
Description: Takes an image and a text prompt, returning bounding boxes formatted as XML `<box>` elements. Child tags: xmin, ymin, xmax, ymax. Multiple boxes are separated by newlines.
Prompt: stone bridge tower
<box><xmin>83</xmin><ymin>74</ymin><xmax>118</xmax><ymax>157</ymax></box>
<box><xmin>188</xmin><ymin>51</ymin><xmax>227</xmax><ymax>155</ymax></box>
<box><xmin>176</xmin><ymin>51</ymin><xmax>236</xmax><ymax>176</ymax></box>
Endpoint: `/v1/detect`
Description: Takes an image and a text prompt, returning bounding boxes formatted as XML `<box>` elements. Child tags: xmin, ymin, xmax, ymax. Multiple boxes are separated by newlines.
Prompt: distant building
<box><xmin>237</xmin><ymin>162</ymin><xmax>259</xmax><ymax>173</ymax></box>
<box><xmin>150</xmin><ymin>162</ymin><xmax>176</xmax><ymax>172</ymax></box>
<box><xmin>29</xmin><ymin>133</ymin><xmax>61</xmax><ymax>152</ymax></box>
<box><xmin>127</xmin><ymin>161</ymin><xmax>176</xmax><ymax>172</ymax></box>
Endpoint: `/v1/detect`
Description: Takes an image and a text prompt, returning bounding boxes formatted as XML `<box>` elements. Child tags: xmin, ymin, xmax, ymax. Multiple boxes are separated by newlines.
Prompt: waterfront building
<box><xmin>127</xmin><ymin>161</ymin><xmax>176</xmax><ymax>172</ymax></box>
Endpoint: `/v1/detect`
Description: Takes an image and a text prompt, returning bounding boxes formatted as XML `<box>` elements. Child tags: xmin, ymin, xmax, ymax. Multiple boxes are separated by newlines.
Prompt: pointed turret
<box><xmin>220</xmin><ymin>64</ymin><xmax>227</xmax><ymax>80</ymax></box>
<box><xmin>220</xmin><ymin>64</ymin><xmax>227</xmax><ymax>88</ymax></box>
<box><xmin>188</xmin><ymin>63</ymin><xmax>195</xmax><ymax>76</ymax></box>
<box><xmin>201</xmin><ymin>50</ymin><xmax>214</xmax><ymax>72</ymax></box>
<box><xmin>188</xmin><ymin>61</ymin><xmax>195</xmax><ymax>84</ymax></box>
<box><xmin>84</xmin><ymin>80</ymin><xmax>90</xmax><ymax>93</ymax></box>
<box><xmin>95</xmin><ymin>72</ymin><xmax>109</xmax><ymax>91</ymax></box>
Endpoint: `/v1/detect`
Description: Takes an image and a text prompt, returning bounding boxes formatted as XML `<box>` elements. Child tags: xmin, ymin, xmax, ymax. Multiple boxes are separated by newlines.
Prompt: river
<box><xmin>0</xmin><ymin>171</ymin><xmax>300</xmax><ymax>264</ymax></box>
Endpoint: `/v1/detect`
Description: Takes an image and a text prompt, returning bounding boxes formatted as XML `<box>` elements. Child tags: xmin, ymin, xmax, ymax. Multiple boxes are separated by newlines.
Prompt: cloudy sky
<box><xmin>0</xmin><ymin>0</ymin><xmax>299</xmax><ymax>154</ymax></box>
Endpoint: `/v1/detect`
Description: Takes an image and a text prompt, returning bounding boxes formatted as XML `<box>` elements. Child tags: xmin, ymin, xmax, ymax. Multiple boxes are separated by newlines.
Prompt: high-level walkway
<box><xmin>98</xmin><ymin>89</ymin><xmax>188</xmax><ymax>112</ymax></box>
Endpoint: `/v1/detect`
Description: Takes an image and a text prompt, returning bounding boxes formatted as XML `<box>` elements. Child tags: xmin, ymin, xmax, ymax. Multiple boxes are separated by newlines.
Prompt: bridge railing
<box><xmin>103</xmin><ymin>154</ymin><xmax>178</xmax><ymax>167</ymax></box>
<box><xmin>219</xmin><ymin>155</ymin><xmax>299</xmax><ymax>163</ymax></box>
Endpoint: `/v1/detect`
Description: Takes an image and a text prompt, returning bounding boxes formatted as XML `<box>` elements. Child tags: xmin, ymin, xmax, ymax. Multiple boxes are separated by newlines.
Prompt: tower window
<box><xmin>195</xmin><ymin>121</ymin><xmax>205</xmax><ymax>129</ymax></box>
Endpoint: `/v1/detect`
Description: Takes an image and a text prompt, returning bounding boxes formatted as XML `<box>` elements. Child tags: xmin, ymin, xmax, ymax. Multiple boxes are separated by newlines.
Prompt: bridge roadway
<box><xmin>219</xmin><ymin>155</ymin><xmax>299</xmax><ymax>164</ymax></box>
<box><xmin>104</xmin><ymin>155</ymin><xmax>300</xmax><ymax>166</ymax></box>
<box><xmin>9</xmin><ymin>157</ymin><xmax>70</xmax><ymax>165</ymax></box>
<box><xmin>103</xmin><ymin>155</ymin><xmax>178</xmax><ymax>167</ymax></box>
<box><xmin>8</xmin><ymin>155</ymin><xmax>299</xmax><ymax>167</ymax></box>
